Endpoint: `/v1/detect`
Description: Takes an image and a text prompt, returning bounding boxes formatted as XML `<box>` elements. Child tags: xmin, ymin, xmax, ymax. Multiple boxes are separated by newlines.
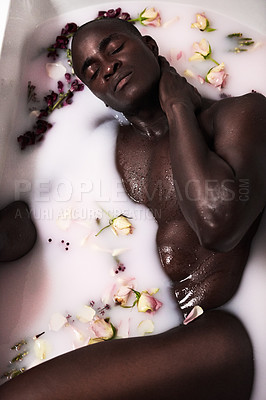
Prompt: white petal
<box><xmin>137</xmin><ymin>319</ymin><xmax>154</xmax><ymax>336</ymax></box>
<box><xmin>76</xmin><ymin>305</ymin><xmax>96</xmax><ymax>323</ymax></box>
<box><xmin>162</xmin><ymin>16</ymin><xmax>179</xmax><ymax>28</ymax></box>
<box><xmin>111</xmin><ymin>248</ymin><xmax>129</xmax><ymax>257</ymax></box>
<box><xmin>49</xmin><ymin>312</ymin><xmax>67</xmax><ymax>331</ymax></box>
<box><xmin>46</xmin><ymin>62</ymin><xmax>66</xmax><ymax>80</ymax></box>
<box><xmin>117</xmin><ymin>318</ymin><xmax>130</xmax><ymax>338</ymax></box>
<box><xmin>69</xmin><ymin>325</ymin><xmax>85</xmax><ymax>342</ymax></box>
<box><xmin>80</xmin><ymin>234</ymin><xmax>91</xmax><ymax>247</ymax></box>
<box><xmin>34</xmin><ymin>338</ymin><xmax>48</xmax><ymax>360</ymax></box>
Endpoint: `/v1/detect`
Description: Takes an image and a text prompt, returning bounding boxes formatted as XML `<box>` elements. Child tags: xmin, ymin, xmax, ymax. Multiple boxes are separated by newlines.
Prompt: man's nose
<box><xmin>103</xmin><ymin>60</ymin><xmax>121</xmax><ymax>80</ymax></box>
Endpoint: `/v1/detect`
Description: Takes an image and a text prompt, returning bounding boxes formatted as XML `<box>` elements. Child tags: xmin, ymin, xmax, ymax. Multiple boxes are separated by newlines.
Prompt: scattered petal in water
<box><xmin>76</xmin><ymin>305</ymin><xmax>96</xmax><ymax>323</ymax></box>
<box><xmin>49</xmin><ymin>312</ymin><xmax>67</xmax><ymax>331</ymax></box>
<box><xmin>137</xmin><ymin>319</ymin><xmax>154</xmax><ymax>335</ymax></box>
<box><xmin>33</xmin><ymin>338</ymin><xmax>48</xmax><ymax>360</ymax></box>
<box><xmin>162</xmin><ymin>15</ymin><xmax>179</xmax><ymax>28</ymax></box>
<box><xmin>117</xmin><ymin>318</ymin><xmax>130</xmax><ymax>338</ymax></box>
<box><xmin>46</xmin><ymin>63</ymin><xmax>67</xmax><ymax>80</ymax></box>
<box><xmin>183</xmin><ymin>305</ymin><xmax>204</xmax><ymax>325</ymax></box>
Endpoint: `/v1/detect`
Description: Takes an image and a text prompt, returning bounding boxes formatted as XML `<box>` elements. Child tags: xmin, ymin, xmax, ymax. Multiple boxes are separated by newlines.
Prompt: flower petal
<box><xmin>76</xmin><ymin>305</ymin><xmax>96</xmax><ymax>323</ymax></box>
<box><xmin>141</xmin><ymin>7</ymin><xmax>161</xmax><ymax>27</ymax></box>
<box><xmin>46</xmin><ymin>63</ymin><xmax>66</xmax><ymax>80</ymax></box>
<box><xmin>111</xmin><ymin>215</ymin><xmax>133</xmax><ymax>235</ymax></box>
<box><xmin>91</xmin><ymin>317</ymin><xmax>115</xmax><ymax>340</ymax></box>
<box><xmin>137</xmin><ymin>292</ymin><xmax>162</xmax><ymax>313</ymax></box>
<box><xmin>34</xmin><ymin>338</ymin><xmax>48</xmax><ymax>360</ymax></box>
<box><xmin>137</xmin><ymin>319</ymin><xmax>154</xmax><ymax>335</ymax></box>
<box><xmin>183</xmin><ymin>305</ymin><xmax>204</xmax><ymax>325</ymax></box>
<box><xmin>49</xmin><ymin>312</ymin><xmax>67</xmax><ymax>331</ymax></box>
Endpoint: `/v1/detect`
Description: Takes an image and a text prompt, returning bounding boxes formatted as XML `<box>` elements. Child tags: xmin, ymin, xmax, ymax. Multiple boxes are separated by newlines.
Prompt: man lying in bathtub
<box><xmin>1</xmin><ymin>17</ymin><xmax>265</xmax><ymax>400</ymax></box>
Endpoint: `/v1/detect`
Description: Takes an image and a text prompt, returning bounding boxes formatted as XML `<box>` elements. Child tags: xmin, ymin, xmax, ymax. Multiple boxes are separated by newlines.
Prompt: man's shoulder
<box><xmin>200</xmin><ymin>92</ymin><xmax>266</xmax><ymax>142</ymax></box>
<box><xmin>209</xmin><ymin>92</ymin><xmax>266</xmax><ymax>126</ymax></box>
<box><xmin>210</xmin><ymin>92</ymin><xmax>266</xmax><ymax>183</ymax></box>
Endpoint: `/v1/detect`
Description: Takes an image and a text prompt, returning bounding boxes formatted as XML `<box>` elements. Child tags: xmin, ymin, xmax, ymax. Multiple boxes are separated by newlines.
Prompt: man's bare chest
<box><xmin>116</xmin><ymin>129</ymin><xmax>181</xmax><ymax>221</ymax></box>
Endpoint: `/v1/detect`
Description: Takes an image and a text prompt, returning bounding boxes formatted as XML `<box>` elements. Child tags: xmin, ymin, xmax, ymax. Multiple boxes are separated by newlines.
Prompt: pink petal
<box><xmin>176</xmin><ymin>51</ymin><xmax>183</xmax><ymax>61</ymax></box>
<box><xmin>183</xmin><ymin>305</ymin><xmax>203</xmax><ymax>325</ymax></box>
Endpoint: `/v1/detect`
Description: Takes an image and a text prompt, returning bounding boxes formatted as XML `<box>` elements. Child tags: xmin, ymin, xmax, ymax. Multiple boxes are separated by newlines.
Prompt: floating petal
<box><xmin>49</xmin><ymin>312</ymin><xmax>67</xmax><ymax>331</ymax></box>
<box><xmin>76</xmin><ymin>305</ymin><xmax>96</xmax><ymax>323</ymax></box>
<box><xmin>183</xmin><ymin>305</ymin><xmax>204</xmax><ymax>325</ymax></box>
<box><xmin>46</xmin><ymin>63</ymin><xmax>67</xmax><ymax>80</ymax></box>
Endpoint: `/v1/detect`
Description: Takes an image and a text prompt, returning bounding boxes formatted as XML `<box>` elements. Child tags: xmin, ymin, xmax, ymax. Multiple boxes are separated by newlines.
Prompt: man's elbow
<box><xmin>196</xmin><ymin>217</ymin><xmax>241</xmax><ymax>253</ymax></box>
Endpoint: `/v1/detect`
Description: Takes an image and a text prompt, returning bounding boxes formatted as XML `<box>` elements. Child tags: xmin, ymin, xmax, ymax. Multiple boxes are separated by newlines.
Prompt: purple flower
<box><xmin>44</xmin><ymin>91</ymin><xmax>58</xmax><ymax>107</ymax></box>
<box><xmin>107</xmin><ymin>8</ymin><xmax>121</xmax><ymax>18</ymax></box>
<box><xmin>35</xmin><ymin>119</ymin><xmax>52</xmax><ymax>136</ymax></box>
<box><xmin>61</xmin><ymin>23</ymin><xmax>78</xmax><ymax>35</ymax></box>
<box><xmin>47</xmin><ymin>45</ymin><xmax>59</xmax><ymax>60</ymax></box>
<box><xmin>17</xmin><ymin>131</ymin><xmax>36</xmax><ymax>149</ymax></box>
<box><xmin>119</xmin><ymin>13</ymin><xmax>131</xmax><ymax>21</ymax></box>
<box><xmin>97</xmin><ymin>11</ymin><xmax>106</xmax><ymax>18</ymax></box>
<box><xmin>55</xmin><ymin>35</ymin><xmax>69</xmax><ymax>49</ymax></box>
<box><xmin>57</xmin><ymin>80</ymin><xmax>64</xmax><ymax>93</ymax></box>
<box><xmin>64</xmin><ymin>91</ymin><xmax>74</xmax><ymax>105</ymax></box>
<box><xmin>97</xmin><ymin>8</ymin><xmax>131</xmax><ymax>21</ymax></box>
<box><xmin>70</xmin><ymin>79</ymin><xmax>84</xmax><ymax>92</ymax></box>
<box><xmin>38</xmin><ymin>109</ymin><xmax>49</xmax><ymax>119</ymax></box>
<box><xmin>65</xmin><ymin>73</ymin><xmax>71</xmax><ymax>83</ymax></box>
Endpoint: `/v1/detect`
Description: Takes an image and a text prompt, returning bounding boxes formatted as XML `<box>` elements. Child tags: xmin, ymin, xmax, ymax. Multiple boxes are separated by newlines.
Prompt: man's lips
<box><xmin>114</xmin><ymin>72</ymin><xmax>133</xmax><ymax>92</ymax></box>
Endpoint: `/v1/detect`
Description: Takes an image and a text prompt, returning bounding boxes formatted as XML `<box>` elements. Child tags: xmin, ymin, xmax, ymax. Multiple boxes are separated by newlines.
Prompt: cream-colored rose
<box><xmin>113</xmin><ymin>284</ymin><xmax>133</xmax><ymax>306</ymax></box>
<box><xmin>137</xmin><ymin>291</ymin><xmax>163</xmax><ymax>313</ymax></box>
<box><xmin>90</xmin><ymin>317</ymin><xmax>115</xmax><ymax>340</ymax></box>
<box><xmin>189</xmin><ymin>39</ymin><xmax>211</xmax><ymax>61</ymax></box>
<box><xmin>141</xmin><ymin>7</ymin><xmax>161</xmax><ymax>27</ymax></box>
<box><xmin>206</xmin><ymin>62</ymin><xmax>227</xmax><ymax>89</ymax></box>
<box><xmin>191</xmin><ymin>13</ymin><xmax>208</xmax><ymax>31</ymax></box>
<box><xmin>111</xmin><ymin>215</ymin><xmax>133</xmax><ymax>236</ymax></box>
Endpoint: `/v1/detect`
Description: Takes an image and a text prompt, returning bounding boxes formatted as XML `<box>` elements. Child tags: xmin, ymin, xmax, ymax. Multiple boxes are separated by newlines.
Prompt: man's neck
<box><xmin>125</xmin><ymin>101</ymin><xmax>168</xmax><ymax>139</ymax></box>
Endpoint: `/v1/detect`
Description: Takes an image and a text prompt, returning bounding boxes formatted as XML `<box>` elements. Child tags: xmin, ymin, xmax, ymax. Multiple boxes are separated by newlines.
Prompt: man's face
<box><xmin>72</xmin><ymin>20</ymin><xmax>160</xmax><ymax>113</ymax></box>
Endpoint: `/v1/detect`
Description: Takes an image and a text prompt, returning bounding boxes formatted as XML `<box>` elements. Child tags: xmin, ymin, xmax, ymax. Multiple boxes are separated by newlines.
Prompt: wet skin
<box><xmin>1</xmin><ymin>17</ymin><xmax>264</xmax><ymax>400</ymax></box>
<box><xmin>72</xmin><ymin>19</ymin><xmax>266</xmax><ymax>316</ymax></box>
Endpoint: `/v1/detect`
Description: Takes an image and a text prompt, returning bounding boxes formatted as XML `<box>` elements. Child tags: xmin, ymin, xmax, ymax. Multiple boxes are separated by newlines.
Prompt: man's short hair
<box><xmin>72</xmin><ymin>17</ymin><xmax>142</xmax><ymax>47</ymax></box>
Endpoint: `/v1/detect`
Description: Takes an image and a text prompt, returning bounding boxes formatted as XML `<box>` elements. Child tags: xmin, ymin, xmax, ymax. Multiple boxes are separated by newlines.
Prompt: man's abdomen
<box><xmin>156</xmin><ymin>219</ymin><xmax>251</xmax><ymax>317</ymax></box>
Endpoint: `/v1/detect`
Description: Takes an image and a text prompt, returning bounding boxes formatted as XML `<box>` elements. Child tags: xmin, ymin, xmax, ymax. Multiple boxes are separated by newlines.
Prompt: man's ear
<box><xmin>142</xmin><ymin>35</ymin><xmax>159</xmax><ymax>57</ymax></box>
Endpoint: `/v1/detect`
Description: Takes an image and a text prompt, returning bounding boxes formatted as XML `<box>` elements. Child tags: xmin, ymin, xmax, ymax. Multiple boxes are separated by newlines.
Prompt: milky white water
<box><xmin>0</xmin><ymin>2</ymin><xmax>265</xmax><ymax>399</ymax></box>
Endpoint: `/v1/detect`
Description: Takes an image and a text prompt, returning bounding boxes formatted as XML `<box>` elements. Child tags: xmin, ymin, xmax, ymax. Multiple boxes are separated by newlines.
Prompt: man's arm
<box><xmin>159</xmin><ymin>57</ymin><xmax>266</xmax><ymax>252</ymax></box>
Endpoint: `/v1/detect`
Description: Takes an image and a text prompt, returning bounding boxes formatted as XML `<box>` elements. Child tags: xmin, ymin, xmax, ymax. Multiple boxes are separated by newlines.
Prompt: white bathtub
<box><xmin>0</xmin><ymin>1</ymin><xmax>265</xmax><ymax>399</ymax></box>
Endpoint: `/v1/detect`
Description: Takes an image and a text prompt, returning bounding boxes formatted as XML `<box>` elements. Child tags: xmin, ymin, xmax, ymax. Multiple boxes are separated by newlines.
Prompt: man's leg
<box><xmin>0</xmin><ymin>310</ymin><xmax>254</xmax><ymax>400</ymax></box>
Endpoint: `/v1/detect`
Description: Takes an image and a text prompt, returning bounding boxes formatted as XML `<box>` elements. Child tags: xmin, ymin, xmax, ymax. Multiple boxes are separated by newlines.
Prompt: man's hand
<box><xmin>158</xmin><ymin>56</ymin><xmax>202</xmax><ymax>113</ymax></box>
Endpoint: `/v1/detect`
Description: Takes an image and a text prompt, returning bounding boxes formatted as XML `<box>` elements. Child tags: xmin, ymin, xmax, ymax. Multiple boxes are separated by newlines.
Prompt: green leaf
<box><xmin>227</xmin><ymin>32</ymin><xmax>243</xmax><ymax>38</ymax></box>
<box><xmin>130</xmin><ymin>288</ymin><xmax>141</xmax><ymax>300</ymax></box>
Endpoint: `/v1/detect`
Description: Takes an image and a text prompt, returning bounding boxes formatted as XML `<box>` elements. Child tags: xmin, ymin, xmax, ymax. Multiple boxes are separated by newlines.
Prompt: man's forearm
<box><xmin>166</xmin><ymin>102</ymin><xmax>244</xmax><ymax>251</ymax></box>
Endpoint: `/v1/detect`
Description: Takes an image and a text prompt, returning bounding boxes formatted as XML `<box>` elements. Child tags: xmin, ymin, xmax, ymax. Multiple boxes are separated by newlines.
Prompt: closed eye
<box><xmin>112</xmin><ymin>43</ymin><xmax>124</xmax><ymax>55</ymax></box>
<box><xmin>91</xmin><ymin>68</ymin><xmax>99</xmax><ymax>81</ymax></box>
